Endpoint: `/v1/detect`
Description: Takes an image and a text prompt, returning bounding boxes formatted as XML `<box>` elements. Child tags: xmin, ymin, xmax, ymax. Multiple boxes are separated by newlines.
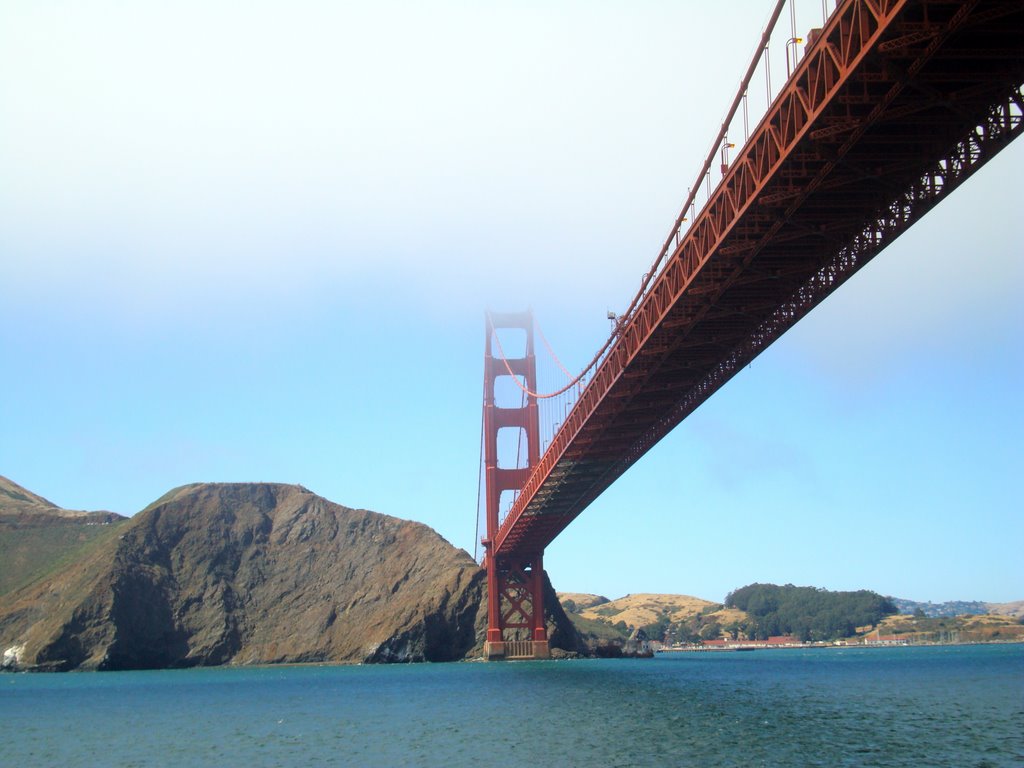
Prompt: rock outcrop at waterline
<box><xmin>0</xmin><ymin>482</ymin><xmax>579</xmax><ymax>670</ymax></box>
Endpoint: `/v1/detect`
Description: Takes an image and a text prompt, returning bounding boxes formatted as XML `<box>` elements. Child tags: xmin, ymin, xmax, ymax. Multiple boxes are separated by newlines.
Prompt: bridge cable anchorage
<box><xmin>486</xmin><ymin>311</ymin><xmax>614</xmax><ymax>400</ymax></box>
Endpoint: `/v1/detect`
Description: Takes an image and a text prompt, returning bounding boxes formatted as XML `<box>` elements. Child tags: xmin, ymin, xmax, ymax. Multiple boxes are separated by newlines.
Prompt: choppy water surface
<box><xmin>2</xmin><ymin>644</ymin><xmax>1021</xmax><ymax>767</ymax></box>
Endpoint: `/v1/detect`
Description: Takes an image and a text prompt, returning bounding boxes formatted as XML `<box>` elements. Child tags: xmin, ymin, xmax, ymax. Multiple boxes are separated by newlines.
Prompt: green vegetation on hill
<box><xmin>565</xmin><ymin>611</ymin><xmax>631</xmax><ymax>645</ymax></box>
<box><xmin>0</xmin><ymin>519</ymin><xmax>127</xmax><ymax>597</ymax></box>
<box><xmin>0</xmin><ymin>474</ymin><xmax>129</xmax><ymax>598</ymax></box>
<box><xmin>725</xmin><ymin>583</ymin><xmax>896</xmax><ymax>641</ymax></box>
<box><xmin>559</xmin><ymin>595</ymin><xmax>626</xmax><ymax>644</ymax></box>
<box><xmin>558</xmin><ymin>593</ymin><xmax>610</xmax><ymax>614</ymax></box>
<box><xmin>561</xmin><ymin>586</ymin><xmax>1023</xmax><ymax>647</ymax></box>
<box><xmin>0</xmin><ymin>476</ymin><xmax>58</xmax><ymax>508</ymax></box>
<box><xmin>659</xmin><ymin>606</ymin><xmax>730</xmax><ymax>644</ymax></box>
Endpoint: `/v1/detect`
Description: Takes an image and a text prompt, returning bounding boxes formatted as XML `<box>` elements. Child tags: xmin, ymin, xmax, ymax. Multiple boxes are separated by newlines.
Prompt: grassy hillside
<box><xmin>558</xmin><ymin>593</ymin><xmax>610</xmax><ymax>612</ymax></box>
<box><xmin>0</xmin><ymin>520</ymin><xmax>127</xmax><ymax>597</ymax></box>
<box><xmin>0</xmin><ymin>476</ymin><xmax>59</xmax><ymax>509</ymax></box>
<box><xmin>0</xmin><ymin>474</ymin><xmax>128</xmax><ymax>598</ymax></box>
<box><xmin>559</xmin><ymin>592</ymin><xmax>726</xmax><ymax>646</ymax></box>
<box><xmin>560</xmin><ymin>585</ymin><xmax>1024</xmax><ymax>649</ymax></box>
<box><xmin>875</xmin><ymin>612</ymin><xmax>1024</xmax><ymax>643</ymax></box>
<box><xmin>577</xmin><ymin>593</ymin><xmax>715</xmax><ymax>628</ymax></box>
<box><xmin>987</xmin><ymin>601</ymin><xmax>1024</xmax><ymax>619</ymax></box>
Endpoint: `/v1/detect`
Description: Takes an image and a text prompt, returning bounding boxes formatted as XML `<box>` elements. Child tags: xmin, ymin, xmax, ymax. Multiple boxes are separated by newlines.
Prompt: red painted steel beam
<box><xmin>494</xmin><ymin>0</ymin><xmax>1024</xmax><ymax>557</ymax></box>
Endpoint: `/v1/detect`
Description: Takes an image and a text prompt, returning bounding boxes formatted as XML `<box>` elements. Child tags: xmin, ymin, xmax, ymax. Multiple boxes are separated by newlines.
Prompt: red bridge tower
<box><xmin>482</xmin><ymin>311</ymin><xmax>549</xmax><ymax>660</ymax></box>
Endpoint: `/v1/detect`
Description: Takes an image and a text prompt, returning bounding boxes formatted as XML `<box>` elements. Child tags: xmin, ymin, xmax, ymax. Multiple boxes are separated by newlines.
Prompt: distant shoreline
<box><xmin>656</xmin><ymin>638</ymin><xmax>1024</xmax><ymax>653</ymax></box>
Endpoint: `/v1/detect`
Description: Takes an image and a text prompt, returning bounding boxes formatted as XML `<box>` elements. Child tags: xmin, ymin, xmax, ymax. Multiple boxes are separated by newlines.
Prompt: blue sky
<box><xmin>2</xmin><ymin>1</ymin><xmax>1021</xmax><ymax>604</ymax></box>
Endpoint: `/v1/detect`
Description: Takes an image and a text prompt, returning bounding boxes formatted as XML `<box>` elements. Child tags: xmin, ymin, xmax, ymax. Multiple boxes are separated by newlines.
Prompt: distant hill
<box><xmin>0</xmin><ymin>475</ymin><xmax>127</xmax><ymax>598</ymax></box>
<box><xmin>0</xmin><ymin>475</ymin><xmax>123</xmax><ymax>523</ymax></box>
<box><xmin>874</xmin><ymin>612</ymin><xmax>1024</xmax><ymax>643</ymax></box>
<box><xmin>987</xmin><ymin>601</ymin><xmax>1024</xmax><ymax>619</ymax></box>
<box><xmin>562</xmin><ymin>586</ymin><xmax>1023</xmax><ymax>648</ymax></box>
<box><xmin>558</xmin><ymin>593</ymin><xmax>610</xmax><ymax>613</ymax></box>
<box><xmin>562</xmin><ymin>587</ymin><xmax>900</xmax><ymax>646</ymax></box>
<box><xmin>888</xmin><ymin>597</ymin><xmax>989</xmax><ymax>617</ymax></box>
<box><xmin>572</xmin><ymin>593</ymin><xmax>717</xmax><ymax>628</ymax></box>
<box><xmin>0</xmin><ymin>475</ymin><xmax>59</xmax><ymax>510</ymax></box>
<box><xmin>558</xmin><ymin>592</ymin><xmax>743</xmax><ymax>646</ymax></box>
<box><xmin>889</xmin><ymin>597</ymin><xmax>1024</xmax><ymax>620</ymax></box>
<box><xmin>1</xmin><ymin>480</ymin><xmax>581</xmax><ymax>670</ymax></box>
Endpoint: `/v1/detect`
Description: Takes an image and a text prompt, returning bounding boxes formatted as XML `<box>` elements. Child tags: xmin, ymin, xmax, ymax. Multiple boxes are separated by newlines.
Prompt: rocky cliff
<box><xmin>0</xmin><ymin>481</ymin><xmax>583</xmax><ymax>670</ymax></box>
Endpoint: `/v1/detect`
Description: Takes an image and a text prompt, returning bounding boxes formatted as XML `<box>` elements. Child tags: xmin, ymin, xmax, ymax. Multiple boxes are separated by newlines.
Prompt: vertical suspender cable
<box><xmin>474</xmin><ymin>381</ymin><xmax>485</xmax><ymax>562</ymax></box>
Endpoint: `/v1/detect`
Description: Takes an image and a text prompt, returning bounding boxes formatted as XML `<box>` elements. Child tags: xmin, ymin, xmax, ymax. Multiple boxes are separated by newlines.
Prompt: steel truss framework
<box><xmin>492</xmin><ymin>0</ymin><xmax>1024</xmax><ymax>557</ymax></box>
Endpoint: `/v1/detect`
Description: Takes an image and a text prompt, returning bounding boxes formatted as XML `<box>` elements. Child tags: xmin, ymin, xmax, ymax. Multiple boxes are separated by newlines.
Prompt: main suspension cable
<box><xmin>612</xmin><ymin>0</ymin><xmax>789</xmax><ymax>346</ymax></box>
<box><xmin>487</xmin><ymin>311</ymin><xmax>616</xmax><ymax>400</ymax></box>
<box><xmin>486</xmin><ymin>2</ymin><xmax>789</xmax><ymax>403</ymax></box>
<box><xmin>536</xmin><ymin>320</ymin><xmax>575</xmax><ymax>380</ymax></box>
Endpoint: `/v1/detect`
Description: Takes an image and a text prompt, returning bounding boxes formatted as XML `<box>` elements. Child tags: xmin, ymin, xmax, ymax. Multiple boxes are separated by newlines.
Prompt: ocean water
<box><xmin>1</xmin><ymin>644</ymin><xmax>1020</xmax><ymax>767</ymax></box>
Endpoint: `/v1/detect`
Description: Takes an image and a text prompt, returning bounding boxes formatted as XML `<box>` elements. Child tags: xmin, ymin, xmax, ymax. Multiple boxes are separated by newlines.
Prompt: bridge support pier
<box><xmin>530</xmin><ymin>551</ymin><xmax>550</xmax><ymax>659</ymax></box>
<box><xmin>483</xmin><ymin>552</ymin><xmax>549</xmax><ymax>661</ymax></box>
<box><xmin>482</xmin><ymin>310</ymin><xmax>549</xmax><ymax>660</ymax></box>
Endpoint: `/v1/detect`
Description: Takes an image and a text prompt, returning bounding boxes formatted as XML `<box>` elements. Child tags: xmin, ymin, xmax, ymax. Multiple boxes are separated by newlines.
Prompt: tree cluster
<box><xmin>642</xmin><ymin>606</ymin><xmax>722</xmax><ymax>644</ymax></box>
<box><xmin>724</xmin><ymin>583</ymin><xmax>897</xmax><ymax>641</ymax></box>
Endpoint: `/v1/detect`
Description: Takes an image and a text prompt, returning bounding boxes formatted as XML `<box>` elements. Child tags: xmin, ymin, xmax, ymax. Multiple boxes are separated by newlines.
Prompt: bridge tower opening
<box><xmin>482</xmin><ymin>310</ymin><xmax>549</xmax><ymax>660</ymax></box>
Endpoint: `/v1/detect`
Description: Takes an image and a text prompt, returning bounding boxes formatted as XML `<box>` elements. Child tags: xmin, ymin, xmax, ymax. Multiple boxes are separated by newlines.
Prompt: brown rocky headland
<box><xmin>0</xmin><ymin>479</ymin><xmax>580</xmax><ymax>670</ymax></box>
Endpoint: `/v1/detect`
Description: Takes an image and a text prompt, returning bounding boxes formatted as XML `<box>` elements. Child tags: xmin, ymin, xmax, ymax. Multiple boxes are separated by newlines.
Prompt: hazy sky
<box><xmin>3</xmin><ymin>1</ymin><xmax>1021</xmax><ymax>604</ymax></box>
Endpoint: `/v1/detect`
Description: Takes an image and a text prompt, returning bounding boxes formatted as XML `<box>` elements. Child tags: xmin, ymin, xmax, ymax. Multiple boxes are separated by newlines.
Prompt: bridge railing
<box><xmin>523</xmin><ymin>0</ymin><xmax>841</xmax><ymax>477</ymax></box>
<box><xmin>623</xmin><ymin>0</ymin><xmax>840</xmax><ymax>330</ymax></box>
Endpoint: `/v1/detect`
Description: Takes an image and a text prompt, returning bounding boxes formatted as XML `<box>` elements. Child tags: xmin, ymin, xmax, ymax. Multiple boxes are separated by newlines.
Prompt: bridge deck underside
<box><xmin>496</xmin><ymin>0</ymin><xmax>1023</xmax><ymax>555</ymax></box>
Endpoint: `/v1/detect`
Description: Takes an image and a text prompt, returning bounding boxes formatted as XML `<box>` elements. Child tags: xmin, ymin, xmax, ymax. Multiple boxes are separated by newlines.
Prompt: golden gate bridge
<box><xmin>476</xmin><ymin>0</ymin><xmax>1023</xmax><ymax>660</ymax></box>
